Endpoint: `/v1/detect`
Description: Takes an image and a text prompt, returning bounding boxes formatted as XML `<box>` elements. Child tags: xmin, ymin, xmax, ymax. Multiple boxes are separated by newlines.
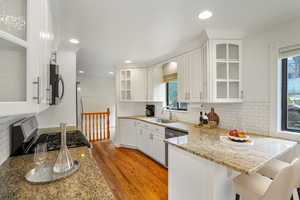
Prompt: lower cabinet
<box><xmin>119</xmin><ymin>119</ymin><xmax>137</xmax><ymax>147</ymax></box>
<box><xmin>119</xmin><ymin>119</ymin><xmax>166</xmax><ymax>166</ymax></box>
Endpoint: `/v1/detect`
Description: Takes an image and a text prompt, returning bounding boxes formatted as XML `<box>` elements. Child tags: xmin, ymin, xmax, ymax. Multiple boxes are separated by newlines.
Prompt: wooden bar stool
<box><xmin>233</xmin><ymin>158</ymin><xmax>299</xmax><ymax>200</ymax></box>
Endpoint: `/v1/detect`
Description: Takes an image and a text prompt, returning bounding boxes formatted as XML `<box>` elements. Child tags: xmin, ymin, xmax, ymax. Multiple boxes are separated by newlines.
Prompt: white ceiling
<box><xmin>54</xmin><ymin>0</ymin><xmax>300</xmax><ymax>76</ymax></box>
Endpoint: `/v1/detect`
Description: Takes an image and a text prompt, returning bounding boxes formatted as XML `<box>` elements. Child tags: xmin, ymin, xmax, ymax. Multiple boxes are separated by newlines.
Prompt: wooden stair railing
<box><xmin>81</xmin><ymin>108</ymin><xmax>110</xmax><ymax>142</ymax></box>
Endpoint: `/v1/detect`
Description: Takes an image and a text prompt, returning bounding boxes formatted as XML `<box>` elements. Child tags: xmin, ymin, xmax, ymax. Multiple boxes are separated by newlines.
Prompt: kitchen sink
<box><xmin>153</xmin><ymin>119</ymin><xmax>173</xmax><ymax>124</ymax></box>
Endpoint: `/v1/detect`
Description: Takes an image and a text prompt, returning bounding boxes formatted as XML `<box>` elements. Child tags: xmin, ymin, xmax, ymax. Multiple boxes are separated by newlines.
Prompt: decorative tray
<box><xmin>25</xmin><ymin>160</ymin><xmax>80</xmax><ymax>184</ymax></box>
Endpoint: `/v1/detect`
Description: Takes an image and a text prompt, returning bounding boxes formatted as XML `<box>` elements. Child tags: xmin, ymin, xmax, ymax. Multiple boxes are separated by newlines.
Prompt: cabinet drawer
<box><xmin>148</xmin><ymin>124</ymin><xmax>165</xmax><ymax>136</ymax></box>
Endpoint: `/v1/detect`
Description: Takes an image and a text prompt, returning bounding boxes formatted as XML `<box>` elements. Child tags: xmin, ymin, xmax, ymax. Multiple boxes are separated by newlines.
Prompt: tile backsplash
<box><xmin>155</xmin><ymin>101</ymin><xmax>270</xmax><ymax>135</ymax></box>
<box><xmin>0</xmin><ymin>115</ymin><xmax>27</xmax><ymax>165</ymax></box>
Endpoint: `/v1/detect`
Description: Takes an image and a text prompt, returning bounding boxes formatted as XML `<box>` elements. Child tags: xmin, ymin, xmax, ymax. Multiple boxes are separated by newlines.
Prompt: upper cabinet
<box><xmin>0</xmin><ymin>0</ymin><xmax>54</xmax><ymax>117</ymax></box>
<box><xmin>117</xmin><ymin>33</ymin><xmax>243</xmax><ymax>104</ymax></box>
<box><xmin>0</xmin><ymin>0</ymin><xmax>27</xmax><ymax>40</ymax></box>
<box><xmin>177</xmin><ymin>39</ymin><xmax>242</xmax><ymax>104</ymax></box>
<box><xmin>118</xmin><ymin>65</ymin><xmax>165</xmax><ymax>103</ymax></box>
<box><xmin>147</xmin><ymin>64</ymin><xmax>165</xmax><ymax>102</ymax></box>
<box><xmin>119</xmin><ymin>68</ymin><xmax>147</xmax><ymax>102</ymax></box>
<box><xmin>210</xmin><ymin>40</ymin><xmax>243</xmax><ymax>103</ymax></box>
<box><xmin>177</xmin><ymin>49</ymin><xmax>203</xmax><ymax>103</ymax></box>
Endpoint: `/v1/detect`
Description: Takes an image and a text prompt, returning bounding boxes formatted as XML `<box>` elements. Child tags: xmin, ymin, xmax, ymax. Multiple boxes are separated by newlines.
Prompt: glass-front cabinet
<box><xmin>0</xmin><ymin>0</ymin><xmax>27</xmax><ymax>40</ymax></box>
<box><xmin>120</xmin><ymin>70</ymin><xmax>132</xmax><ymax>101</ymax></box>
<box><xmin>0</xmin><ymin>0</ymin><xmax>54</xmax><ymax>117</ymax></box>
<box><xmin>213</xmin><ymin>40</ymin><xmax>242</xmax><ymax>102</ymax></box>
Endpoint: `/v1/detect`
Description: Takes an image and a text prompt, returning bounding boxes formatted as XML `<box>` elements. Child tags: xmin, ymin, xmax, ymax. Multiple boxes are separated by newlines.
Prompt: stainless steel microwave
<box><xmin>49</xmin><ymin>64</ymin><xmax>64</xmax><ymax>105</ymax></box>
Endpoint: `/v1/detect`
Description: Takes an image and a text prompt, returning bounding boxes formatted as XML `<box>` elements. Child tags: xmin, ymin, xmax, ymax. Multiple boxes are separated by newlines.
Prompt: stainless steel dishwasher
<box><xmin>165</xmin><ymin>128</ymin><xmax>188</xmax><ymax>167</ymax></box>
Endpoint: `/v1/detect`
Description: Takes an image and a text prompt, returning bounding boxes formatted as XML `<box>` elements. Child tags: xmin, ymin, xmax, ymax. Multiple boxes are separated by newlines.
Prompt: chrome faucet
<box><xmin>161</xmin><ymin>106</ymin><xmax>174</xmax><ymax>120</ymax></box>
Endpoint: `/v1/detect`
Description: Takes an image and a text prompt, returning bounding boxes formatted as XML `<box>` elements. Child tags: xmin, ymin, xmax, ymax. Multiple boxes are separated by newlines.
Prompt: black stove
<box><xmin>10</xmin><ymin>117</ymin><xmax>90</xmax><ymax>157</ymax></box>
<box><xmin>46</xmin><ymin>130</ymin><xmax>90</xmax><ymax>151</ymax></box>
<box><xmin>12</xmin><ymin>130</ymin><xmax>90</xmax><ymax>156</ymax></box>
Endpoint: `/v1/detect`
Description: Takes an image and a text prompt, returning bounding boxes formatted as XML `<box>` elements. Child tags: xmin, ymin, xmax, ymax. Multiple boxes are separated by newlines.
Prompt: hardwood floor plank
<box><xmin>91</xmin><ymin>140</ymin><xmax>168</xmax><ymax>200</ymax></box>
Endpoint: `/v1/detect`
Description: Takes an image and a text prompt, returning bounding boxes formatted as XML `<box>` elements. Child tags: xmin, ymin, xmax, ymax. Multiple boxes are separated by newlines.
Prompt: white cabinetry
<box><xmin>119</xmin><ymin>119</ymin><xmax>166</xmax><ymax>166</ymax></box>
<box><xmin>119</xmin><ymin>68</ymin><xmax>147</xmax><ymax>102</ymax></box>
<box><xmin>136</xmin><ymin>121</ymin><xmax>165</xmax><ymax>165</ymax></box>
<box><xmin>0</xmin><ymin>0</ymin><xmax>54</xmax><ymax>117</ymax></box>
<box><xmin>119</xmin><ymin>119</ymin><xmax>137</xmax><ymax>147</ymax></box>
<box><xmin>177</xmin><ymin>39</ymin><xmax>242</xmax><ymax>104</ymax></box>
<box><xmin>149</xmin><ymin>125</ymin><xmax>165</xmax><ymax>164</ymax></box>
<box><xmin>177</xmin><ymin>49</ymin><xmax>203</xmax><ymax>103</ymax></box>
<box><xmin>208</xmin><ymin>40</ymin><xmax>243</xmax><ymax>103</ymax></box>
<box><xmin>147</xmin><ymin>64</ymin><xmax>165</xmax><ymax>102</ymax></box>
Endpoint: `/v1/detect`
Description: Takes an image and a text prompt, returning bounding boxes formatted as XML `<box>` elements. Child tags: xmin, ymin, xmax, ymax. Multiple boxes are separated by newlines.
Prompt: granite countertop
<box><xmin>118</xmin><ymin>116</ymin><xmax>298</xmax><ymax>174</ymax></box>
<box><xmin>118</xmin><ymin>116</ymin><xmax>190</xmax><ymax>132</ymax></box>
<box><xmin>165</xmin><ymin>127</ymin><xmax>297</xmax><ymax>174</ymax></box>
<box><xmin>0</xmin><ymin>147</ymin><xmax>115</xmax><ymax>200</ymax></box>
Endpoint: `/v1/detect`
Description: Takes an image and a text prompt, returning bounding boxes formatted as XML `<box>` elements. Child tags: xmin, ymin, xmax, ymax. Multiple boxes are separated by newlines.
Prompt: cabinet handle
<box><xmin>32</xmin><ymin>77</ymin><xmax>40</xmax><ymax>104</ymax></box>
<box><xmin>240</xmin><ymin>90</ymin><xmax>244</xmax><ymax>99</ymax></box>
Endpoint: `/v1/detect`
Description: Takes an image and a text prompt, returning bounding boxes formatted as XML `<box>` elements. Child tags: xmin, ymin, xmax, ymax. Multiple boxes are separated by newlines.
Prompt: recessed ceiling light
<box><xmin>198</xmin><ymin>10</ymin><xmax>213</xmax><ymax>20</ymax></box>
<box><xmin>69</xmin><ymin>38</ymin><xmax>80</xmax><ymax>44</ymax></box>
<box><xmin>124</xmin><ymin>60</ymin><xmax>132</xmax><ymax>64</ymax></box>
<box><xmin>78</xmin><ymin>70</ymin><xmax>85</xmax><ymax>74</ymax></box>
<box><xmin>109</xmin><ymin>71</ymin><xmax>114</xmax><ymax>75</ymax></box>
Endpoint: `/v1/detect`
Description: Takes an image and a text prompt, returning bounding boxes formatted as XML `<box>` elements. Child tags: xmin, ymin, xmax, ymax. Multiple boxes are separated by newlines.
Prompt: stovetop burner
<box><xmin>12</xmin><ymin>130</ymin><xmax>90</xmax><ymax>156</ymax></box>
<box><xmin>46</xmin><ymin>130</ymin><xmax>91</xmax><ymax>151</ymax></box>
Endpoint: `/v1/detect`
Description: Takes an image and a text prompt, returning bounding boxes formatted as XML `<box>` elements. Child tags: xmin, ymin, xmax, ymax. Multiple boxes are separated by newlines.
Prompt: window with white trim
<box><xmin>280</xmin><ymin>45</ymin><xmax>300</xmax><ymax>133</ymax></box>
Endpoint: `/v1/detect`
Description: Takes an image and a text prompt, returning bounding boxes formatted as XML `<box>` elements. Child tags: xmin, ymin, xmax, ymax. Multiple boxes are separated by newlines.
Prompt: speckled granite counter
<box><xmin>118</xmin><ymin>116</ymin><xmax>190</xmax><ymax>132</ymax></box>
<box><xmin>0</xmin><ymin>147</ymin><xmax>115</xmax><ymax>200</ymax></box>
<box><xmin>118</xmin><ymin>116</ymin><xmax>298</xmax><ymax>174</ymax></box>
<box><xmin>165</xmin><ymin>127</ymin><xmax>297</xmax><ymax>174</ymax></box>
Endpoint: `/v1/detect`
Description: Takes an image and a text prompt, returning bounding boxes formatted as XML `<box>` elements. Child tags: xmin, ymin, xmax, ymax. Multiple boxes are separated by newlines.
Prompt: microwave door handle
<box><xmin>59</xmin><ymin>75</ymin><xmax>65</xmax><ymax>100</ymax></box>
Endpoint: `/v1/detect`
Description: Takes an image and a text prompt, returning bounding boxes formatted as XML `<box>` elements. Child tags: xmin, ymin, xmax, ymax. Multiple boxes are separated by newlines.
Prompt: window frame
<box><xmin>281</xmin><ymin>57</ymin><xmax>300</xmax><ymax>133</ymax></box>
<box><xmin>166</xmin><ymin>81</ymin><xmax>187</xmax><ymax>111</ymax></box>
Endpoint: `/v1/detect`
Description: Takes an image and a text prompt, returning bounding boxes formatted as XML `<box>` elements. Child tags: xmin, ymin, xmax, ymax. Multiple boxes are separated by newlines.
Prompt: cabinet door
<box><xmin>152</xmin><ymin>134</ymin><xmax>166</xmax><ymax>165</ymax></box>
<box><xmin>120</xmin><ymin>70</ymin><xmax>132</xmax><ymax>101</ymax></box>
<box><xmin>131</xmin><ymin>68</ymin><xmax>147</xmax><ymax>101</ymax></box>
<box><xmin>141</xmin><ymin>128</ymin><xmax>151</xmax><ymax>155</ymax></box>
<box><xmin>201</xmin><ymin>43</ymin><xmax>209</xmax><ymax>102</ymax></box>
<box><xmin>147</xmin><ymin>65</ymin><xmax>164</xmax><ymax>102</ymax></box>
<box><xmin>190</xmin><ymin>49</ymin><xmax>202</xmax><ymax>102</ymax></box>
<box><xmin>119</xmin><ymin>119</ymin><xmax>137</xmax><ymax>147</ymax></box>
<box><xmin>0</xmin><ymin>0</ymin><xmax>27</xmax><ymax>40</ymax></box>
<box><xmin>39</xmin><ymin>0</ymin><xmax>53</xmax><ymax>108</ymax></box>
<box><xmin>214</xmin><ymin>40</ymin><xmax>242</xmax><ymax>102</ymax></box>
<box><xmin>184</xmin><ymin>53</ymin><xmax>192</xmax><ymax>102</ymax></box>
<box><xmin>136</xmin><ymin>126</ymin><xmax>143</xmax><ymax>150</ymax></box>
<box><xmin>0</xmin><ymin>0</ymin><xmax>37</xmax><ymax>117</ymax></box>
<box><xmin>177</xmin><ymin>55</ymin><xmax>186</xmax><ymax>102</ymax></box>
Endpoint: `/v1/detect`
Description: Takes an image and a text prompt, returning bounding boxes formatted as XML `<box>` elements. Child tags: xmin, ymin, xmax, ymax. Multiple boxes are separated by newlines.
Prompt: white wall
<box><xmin>77</xmin><ymin>74</ymin><xmax>116</xmax><ymax>133</ymax></box>
<box><xmin>37</xmin><ymin>51</ymin><xmax>77</xmax><ymax>128</ymax></box>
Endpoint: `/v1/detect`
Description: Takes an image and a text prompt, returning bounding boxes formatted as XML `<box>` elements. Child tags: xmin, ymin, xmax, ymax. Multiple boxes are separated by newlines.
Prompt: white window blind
<box><xmin>279</xmin><ymin>44</ymin><xmax>300</xmax><ymax>58</ymax></box>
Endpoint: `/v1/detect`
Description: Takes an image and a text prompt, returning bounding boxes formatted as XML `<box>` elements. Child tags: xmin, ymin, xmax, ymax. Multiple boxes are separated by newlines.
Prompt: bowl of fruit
<box><xmin>228</xmin><ymin>129</ymin><xmax>249</xmax><ymax>142</ymax></box>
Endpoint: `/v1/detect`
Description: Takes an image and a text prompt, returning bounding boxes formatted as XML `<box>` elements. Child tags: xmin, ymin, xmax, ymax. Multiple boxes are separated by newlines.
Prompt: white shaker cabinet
<box><xmin>119</xmin><ymin>119</ymin><xmax>137</xmax><ymax>148</ymax></box>
<box><xmin>176</xmin><ymin>39</ymin><xmax>243</xmax><ymax>104</ymax></box>
<box><xmin>147</xmin><ymin>64</ymin><xmax>165</xmax><ymax>102</ymax></box>
<box><xmin>177</xmin><ymin>49</ymin><xmax>202</xmax><ymax>103</ymax></box>
<box><xmin>208</xmin><ymin>40</ymin><xmax>243</xmax><ymax>103</ymax></box>
<box><xmin>0</xmin><ymin>0</ymin><xmax>54</xmax><ymax>117</ymax></box>
<box><xmin>119</xmin><ymin>119</ymin><xmax>166</xmax><ymax>166</ymax></box>
<box><xmin>119</xmin><ymin>68</ymin><xmax>147</xmax><ymax>102</ymax></box>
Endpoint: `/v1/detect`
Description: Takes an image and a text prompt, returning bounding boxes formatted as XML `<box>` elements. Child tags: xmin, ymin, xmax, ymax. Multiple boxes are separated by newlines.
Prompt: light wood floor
<box><xmin>92</xmin><ymin>140</ymin><xmax>168</xmax><ymax>200</ymax></box>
